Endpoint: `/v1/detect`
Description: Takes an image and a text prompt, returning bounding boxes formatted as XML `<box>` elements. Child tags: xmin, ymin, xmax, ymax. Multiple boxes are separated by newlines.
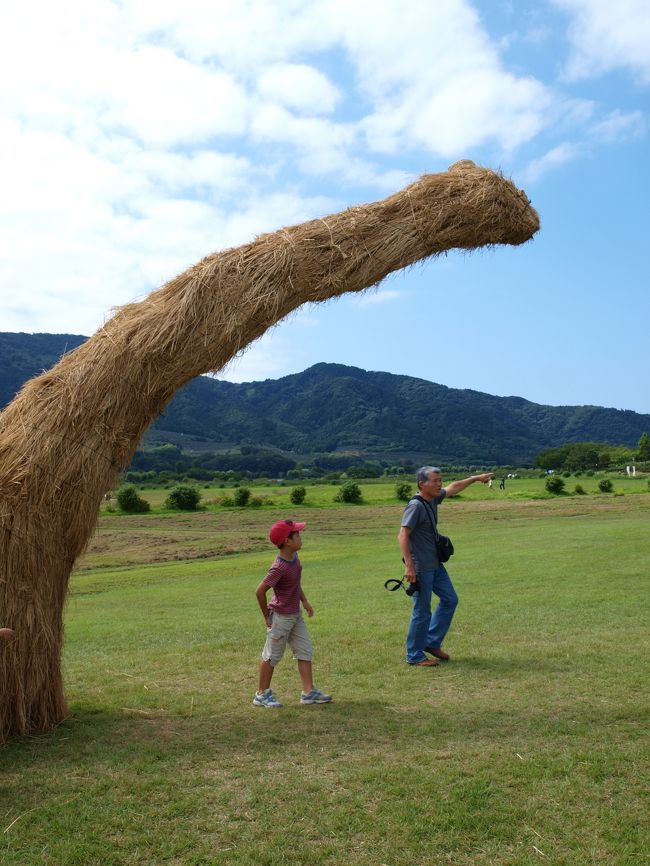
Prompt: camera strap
<box><xmin>384</xmin><ymin>578</ymin><xmax>407</xmax><ymax>592</ymax></box>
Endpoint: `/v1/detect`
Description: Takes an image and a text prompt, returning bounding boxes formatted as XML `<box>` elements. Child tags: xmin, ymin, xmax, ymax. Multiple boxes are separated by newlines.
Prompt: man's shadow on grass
<box><xmin>453</xmin><ymin>652</ymin><xmax>577</xmax><ymax>673</ymax></box>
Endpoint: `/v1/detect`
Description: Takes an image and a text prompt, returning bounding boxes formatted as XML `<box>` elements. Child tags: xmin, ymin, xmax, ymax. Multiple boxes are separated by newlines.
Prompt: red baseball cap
<box><xmin>269</xmin><ymin>519</ymin><xmax>306</xmax><ymax>547</ymax></box>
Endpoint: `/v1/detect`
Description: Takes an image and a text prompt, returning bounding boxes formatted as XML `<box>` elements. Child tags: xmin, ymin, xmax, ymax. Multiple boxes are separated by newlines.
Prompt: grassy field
<box><xmin>106</xmin><ymin>472</ymin><xmax>650</xmax><ymax>511</ymax></box>
<box><xmin>1</xmin><ymin>479</ymin><xmax>648</xmax><ymax>865</ymax></box>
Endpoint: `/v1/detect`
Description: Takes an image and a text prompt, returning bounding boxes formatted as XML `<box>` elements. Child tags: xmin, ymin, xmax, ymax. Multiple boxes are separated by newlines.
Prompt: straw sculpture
<box><xmin>0</xmin><ymin>160</ymin><xmax>539</xmax><ymax>741</ymax></box>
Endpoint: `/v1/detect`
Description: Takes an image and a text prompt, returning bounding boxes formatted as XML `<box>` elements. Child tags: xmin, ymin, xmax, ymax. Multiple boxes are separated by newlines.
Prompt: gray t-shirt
<box><xmin>401</xmin><ymin>491</ymin><xmax>447</xmax><ymax>572</ymax></box>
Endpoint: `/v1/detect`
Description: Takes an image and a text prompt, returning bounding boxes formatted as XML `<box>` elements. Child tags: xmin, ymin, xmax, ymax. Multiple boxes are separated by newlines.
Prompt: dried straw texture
<box><xmin>0</xmin><ymin>160</ymin><xmax>539</xmax><ymax>741</ymax></box>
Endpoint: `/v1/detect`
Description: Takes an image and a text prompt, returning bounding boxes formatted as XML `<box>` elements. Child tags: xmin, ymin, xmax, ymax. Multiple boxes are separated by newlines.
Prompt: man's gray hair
<box><xmin>416</xmin><ymin>466</ymin><xmax>441</xmax><ymax>487</ymax></box>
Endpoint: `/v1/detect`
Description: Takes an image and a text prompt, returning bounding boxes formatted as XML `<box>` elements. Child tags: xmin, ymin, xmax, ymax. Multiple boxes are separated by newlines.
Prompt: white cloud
<box><xmin>335</xmin><ymin>0</ymin><xmax>485</xmax><ymax>95</ymax></box>
<box><xmin>520</xmin><ymin>106</ymin><xmax>645</xmax><ymax>184</ymax></box>
<box><xmin>351</xmin><ymin>289</ymin><xmax>402</xmax><ymax>308</ymax></box>
<box><xmin>554</xmin><ymin>0</ymin><xmax>650</xmax><ymax>83</ymax></box>
<box><xmin>257</xmin><ymin>64</ymin><xmax>341</xmax><ymax>115</ymax></box>
<box><xmin>331</xmin><ymin>0</ymin><xmax>555</xmax><ymax>157</ymax></box>
<box><xmin>590</xmin><ymin>109</ymin><xmax>646</xmax><ymax>142</ymax></box>
<box><xmin>215</xmin><ymin>331</ymin><xmax>303</xmax><ymax>382</ymax></box>
<box><xmin>106</xmin><ymin>47</ymin><xmax>248</xmax><ymax>146</ymax></box>
<box><xmin>250</xmin><ymin>105</ymin><xmax>361</xmax><ymax>176</ymax></box>
<box><xmin>214</xmin><ymin>303</ymin><xmax>321</xmax><ymax>382</ymax></box>
<box><xmin>125</xmin><ymin>0</ymin><xmax>337</xmax><ymax>71</ymax></box>
<box><xmin>1</xmin><ymin>0</ymin><xmax>643</xmax><ymax>343</ymax></box>
<box><xmin>522</xmin><ymin>142</ymin><xmax>582</xmax><ymax>183</ymax></box>
<box><xmin>408</xmin><ymin>71</ymin><xmax>549</xmax><ymax>156</ymax></box>
<box><xmin>124</xmin><ymin>149</ymin><xmax>254</xmax><ymax>198</ymax></box>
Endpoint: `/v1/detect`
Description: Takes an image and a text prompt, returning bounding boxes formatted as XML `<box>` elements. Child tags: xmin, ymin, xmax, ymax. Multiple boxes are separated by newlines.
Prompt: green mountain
<box><xmin>0</xmin><ymin>332</ymin><xmax>87</xmax><ymax>408</ymax></box>
<box><xmin>1</xmin><ymin>331</ymin><xmax>648</xmax><ymax>465</ymax></box>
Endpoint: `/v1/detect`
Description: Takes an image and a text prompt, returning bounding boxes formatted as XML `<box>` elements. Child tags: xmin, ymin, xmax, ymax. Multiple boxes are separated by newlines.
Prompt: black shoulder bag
<box><xmin>412</xmin><ymin>495</ymin><xmax>454</xmax><ymax>563</ymax></box>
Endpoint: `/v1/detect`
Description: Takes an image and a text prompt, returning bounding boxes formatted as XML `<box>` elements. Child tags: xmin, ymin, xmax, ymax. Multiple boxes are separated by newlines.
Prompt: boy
<box><xmin>254</xmin><ymin>519</ymin><xmax>331</xmax><ymax>708</ymax></box>
<box><xmin>0</xmin><ymin>628</ymin><xmax>15</xmax><ymax>641</ymax></box>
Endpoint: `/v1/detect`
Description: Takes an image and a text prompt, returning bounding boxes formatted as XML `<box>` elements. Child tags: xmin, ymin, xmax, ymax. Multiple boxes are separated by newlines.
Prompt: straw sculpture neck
<box><xmin>0</xmin><ymin>160</ymin><xmax>539</xmax><ymax>741</ymax></box>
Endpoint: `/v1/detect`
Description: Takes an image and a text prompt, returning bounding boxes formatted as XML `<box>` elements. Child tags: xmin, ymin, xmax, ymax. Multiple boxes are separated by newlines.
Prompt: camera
<box><xmin>404</xmin><ymin>578</ymin><xmax>420</xmax><ymax>596</ymax></box>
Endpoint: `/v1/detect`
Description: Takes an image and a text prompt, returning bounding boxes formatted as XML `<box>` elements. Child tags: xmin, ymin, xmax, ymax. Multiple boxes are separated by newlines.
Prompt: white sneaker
<box><xmin>300</xmin><ymin>688</ymin><xmax>332</xmax><ymax>704</ymax></box>
<box><xmin>253</xmin><ymin>688</ymin><xmax>283</xmax><ymax>708</ymax></box>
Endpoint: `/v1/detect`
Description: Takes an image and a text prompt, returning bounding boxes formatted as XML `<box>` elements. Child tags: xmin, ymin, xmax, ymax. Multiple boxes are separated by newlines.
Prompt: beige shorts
<box><xmin>262</xmin><ymin>611</ymin><xmax>313</xmax><ymax>666</ymax></box>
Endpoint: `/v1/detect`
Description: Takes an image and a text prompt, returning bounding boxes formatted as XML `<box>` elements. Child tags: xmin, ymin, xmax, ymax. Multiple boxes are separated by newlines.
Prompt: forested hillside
<box><xmin>2</xmin><ymin>332</ymin><xmax>649</xmax><ymax>465</ymax></box>
<box><xmin>0</xmin><ymin>332</ymin><xmax>86</xmax><ymax>407</ymax></box>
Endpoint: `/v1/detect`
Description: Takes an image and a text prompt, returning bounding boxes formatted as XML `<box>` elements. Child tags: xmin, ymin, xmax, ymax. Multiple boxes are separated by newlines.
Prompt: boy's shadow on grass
<box><xmin>0</xmin><ymin>698</ymin><xmax>473</xmax><ymax>770</ymax></box>
<box><xmin>2</xmin><ymin>679</ymin><xmax>634</xmax><ymax>776</ymax></box>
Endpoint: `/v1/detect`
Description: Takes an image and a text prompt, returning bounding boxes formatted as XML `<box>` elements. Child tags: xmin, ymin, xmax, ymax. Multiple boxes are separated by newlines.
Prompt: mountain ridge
<box><xmin>1</xmin><ymin>331</ymin><xmax>648</xmax><ymax>464</ymax></box>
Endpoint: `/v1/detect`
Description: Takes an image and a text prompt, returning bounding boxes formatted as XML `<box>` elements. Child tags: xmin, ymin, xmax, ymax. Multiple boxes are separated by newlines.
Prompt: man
<box><xmin>398</xmin><ymin>466</ymin><xmax>493</xmax><ymax>666</ymax></box>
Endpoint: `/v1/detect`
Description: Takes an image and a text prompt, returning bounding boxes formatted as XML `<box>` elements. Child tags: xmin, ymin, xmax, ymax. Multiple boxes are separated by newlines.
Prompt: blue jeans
<box><xmin>405</xmin><ymin>566</ymin><xmax>458</xmax><ymax>664</ymax></box>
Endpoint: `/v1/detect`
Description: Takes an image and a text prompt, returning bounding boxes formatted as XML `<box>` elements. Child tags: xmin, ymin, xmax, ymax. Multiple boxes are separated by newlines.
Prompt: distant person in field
<box><xmin>0</xmin><ymin>628</ymin><xmax>16</xmax><ymax>641</ymax></box>
<box><xmin>398</xmin><ymin>466</ymin><xmax>493</xmax><ymax>666</ymax></box>
<box><xmin>253</xmin><ymin>519</ymin><xmax>331</xmax><ymax>708</ymax></box>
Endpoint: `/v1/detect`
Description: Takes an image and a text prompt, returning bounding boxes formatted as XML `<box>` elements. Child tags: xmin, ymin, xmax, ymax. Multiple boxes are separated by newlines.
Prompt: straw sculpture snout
<box><xmin>0</xmin><ymin>160</ymin><xmax>539</xmax><ymax>741</ymax></box>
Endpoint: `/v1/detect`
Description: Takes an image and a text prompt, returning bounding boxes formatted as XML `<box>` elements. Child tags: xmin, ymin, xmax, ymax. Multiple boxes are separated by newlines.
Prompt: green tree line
<box><xmin>534</xmin><ymin>433</ymin><xmax>650</xmax><ymax>471</ymax></box>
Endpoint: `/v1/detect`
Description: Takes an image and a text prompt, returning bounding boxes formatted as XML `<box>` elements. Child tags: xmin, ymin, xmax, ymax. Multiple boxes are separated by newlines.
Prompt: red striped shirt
<box><xmin>262</xmin><ymin>554</ymin><xmax>302</xmax><ymax>615</ymax></box>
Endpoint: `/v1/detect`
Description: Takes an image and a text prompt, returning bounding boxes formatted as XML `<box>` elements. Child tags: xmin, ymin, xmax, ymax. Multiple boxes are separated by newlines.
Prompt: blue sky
<box><xmin>1</xmin><ymin>0</ymin><xmax>649</xmax><ymax>413</ymax></box>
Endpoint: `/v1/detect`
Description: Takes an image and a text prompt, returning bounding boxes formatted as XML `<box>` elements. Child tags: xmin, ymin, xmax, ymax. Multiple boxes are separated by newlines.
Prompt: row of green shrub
<box><xmin>545</xmin><ymin>476</ymin><xmax>616</xmax><ymax>495</ymax></box>
<box><xmin>115</xmin><ymin>477</ymin><xmax>647</xmax><ymax>512</ymax></box>
<box><xmin>115</xmin><ymin>480</ymin><xmax>369</xmax><ymax>513</ymax></box>
<box><xmin>116</xmin><ymin>484</ymin><xmax>202</xmax><ymax>513</ymax></box>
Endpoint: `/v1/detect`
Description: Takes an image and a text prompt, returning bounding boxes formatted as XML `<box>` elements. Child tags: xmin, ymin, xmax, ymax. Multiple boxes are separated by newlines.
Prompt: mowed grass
<box><xmin>1</xmin><ymin>488</ymin><xmax>649</xmax><ymax>865</ymax></box>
